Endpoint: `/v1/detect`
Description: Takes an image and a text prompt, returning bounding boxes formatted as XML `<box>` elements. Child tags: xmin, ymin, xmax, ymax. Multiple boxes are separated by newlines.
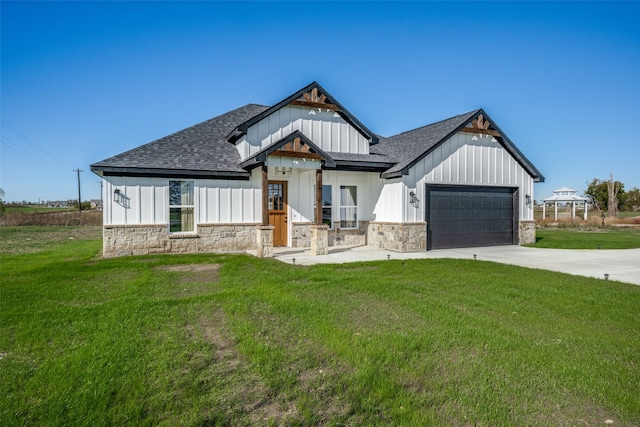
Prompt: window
<box><xmin>169</xmin><ymin>180</ymin><xmax>194</xmax><ymax>233</ymax></box>
<box><xmin>314</xmin><ymin>185</ymin><xmax>333</xmax><ymax>228</ymax></box>
<box><xmin>340</xmin><ymin>185</ymin><xmax>357</xmax><ymax>228</ymax></box>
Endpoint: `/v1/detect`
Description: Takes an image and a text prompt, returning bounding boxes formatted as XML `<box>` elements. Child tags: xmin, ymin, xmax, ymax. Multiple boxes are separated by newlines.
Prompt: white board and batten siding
<box><xmin>103</xmin><ymin>174</ymin><xmax>263</xmax><ymax>227</ymax></box>
<box><xmin>376</xmin><ymin>132</ymin><xmax>535</xmax><ymax>223</ymax></box>
<box><xmin>236</xmin><ymin>105</ymin><xmax>370</xmax><ymax>161</ymax></box>
<box><xmin>286</xmin><ymin>170</ymin><xmax>382</xmax><ymax>225</ymax></box>
<box><xmin>102</xmin><ymin>169</ymin><xmax>382</xmax><ymax>231</ymax></box>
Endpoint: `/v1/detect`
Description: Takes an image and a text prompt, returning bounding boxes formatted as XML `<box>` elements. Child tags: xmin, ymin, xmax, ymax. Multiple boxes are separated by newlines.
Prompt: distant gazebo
<box><xmin>542</xmin><ymin>187</ymin><xmax>588</xmax><ymax>220</ymax></box>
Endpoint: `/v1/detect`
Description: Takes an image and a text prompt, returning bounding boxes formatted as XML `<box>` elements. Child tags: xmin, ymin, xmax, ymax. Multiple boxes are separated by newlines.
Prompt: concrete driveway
<box><xmin>273</xmin><ymin>245</ymin><xmax>640</xmax><ymax>286</ymax></box>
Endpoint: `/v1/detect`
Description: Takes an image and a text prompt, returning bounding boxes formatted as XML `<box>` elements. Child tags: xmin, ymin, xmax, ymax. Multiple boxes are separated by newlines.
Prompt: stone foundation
<box><xmin>330</xmin><ymin>221</ymin><xmax>368</xmax><ymax>246</ymax></box>
<box><xmin>102</xmin><ymin>223</ymin><xmax>258</xmax><ymax>257</ymax></box>
<box><xmin>293</xmin><ymin>222</ymin><xmax>369</xmax><ymax>248</ymax></box>
<box><xmin>367</xmin><ymin>222</ymin><xmax>427</xmax><ymax>252</ymax></box>
<box><xmin>519</xmin><ymin>220</ymin><xmax>536</xmax><ymax>245</ymax></box>
<box><xmin>291</xmin><ymin>222</ymin><xmax>312</xmax><ymax>248</ymax></box>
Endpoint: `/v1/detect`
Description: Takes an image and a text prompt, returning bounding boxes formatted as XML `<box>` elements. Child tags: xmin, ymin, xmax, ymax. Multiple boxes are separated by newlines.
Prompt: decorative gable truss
<box><xmin>228</xmin><ymin>82</ymin><xmax>379</xmax><ymax>161</ymax></box>
<box><xmin>289</xmin><ymin>87</ymin><xmax>340</xmax><ymax>112</ymax></box>
<box><xmin>458</xmin><ymin>114</ymin><xmax>501</xmax><ymax>137</ymax></box>
<box><xmin>240</xmin><ymin>130</ymin><xmax>336</xmax><ymax>170</ymax></box>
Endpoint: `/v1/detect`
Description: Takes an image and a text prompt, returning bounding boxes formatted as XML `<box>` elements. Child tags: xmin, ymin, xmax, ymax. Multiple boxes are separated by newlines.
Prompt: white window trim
<box><xmin>339</xmin><ymin>183</ymin><xmax>358</xmax><ymax>230</ymax></box>
<box><xmin>168</xmin><ymin>179</ymin><xmax>197</xmax><ymax>234</ymax></box>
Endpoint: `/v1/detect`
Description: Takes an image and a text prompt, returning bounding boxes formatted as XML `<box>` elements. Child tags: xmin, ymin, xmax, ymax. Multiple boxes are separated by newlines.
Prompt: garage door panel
<box><xmin>427</xmin><ymin>186</ymin><xmax>516</xmax><ymax>250</ymax></box>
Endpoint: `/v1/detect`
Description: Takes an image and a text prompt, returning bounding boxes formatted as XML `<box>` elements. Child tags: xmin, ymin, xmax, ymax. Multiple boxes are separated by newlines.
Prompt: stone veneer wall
<box><xmin>330</xmin><ymin>221</ymin><xmax>369</xmax><ymax>246</ymax></box>
<box><xmin>367</xmin><ymin>222</ymin><xmax>427</xmax><ymax>252</ymax></box>
<box><xmin>102</xmin><ymin>223</ymin><xmax>258</xmax><ymax>257</ymax></box>
<box><xmin>292</xmin><ymin>221</ymin><xmax>369</xmax><ymax>247</ymax></box>
<box><xmin>291</xmin><ymin>223</ymin><xmax>312</xmax><ymax>248</ymax></box>
<box><xmin>518</xmin><ymin>220</ymin><xmax>536</xmax><ymax>245</ymax></box>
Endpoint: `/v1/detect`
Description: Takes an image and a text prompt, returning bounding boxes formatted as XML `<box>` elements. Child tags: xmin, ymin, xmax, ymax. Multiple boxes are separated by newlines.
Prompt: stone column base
<box><xmin>310</xmin><ymin>224</ymin><xmax>329</xmax><ymax>256</ymax></box>
<box><xmin>519</xmin><ymin>220</ymin><xmax>536</xmax><ymax>245</ymax></box>
<box><xmin>256</xmin><ymin>225</ymin><xmax>274</xmax><ymax>258</ymax></box>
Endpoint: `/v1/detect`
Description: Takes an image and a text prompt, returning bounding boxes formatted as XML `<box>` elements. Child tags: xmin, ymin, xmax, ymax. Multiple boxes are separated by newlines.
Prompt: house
<box><xmin>90</xmin><ymin>199</ymin><xmax>103</xmax><ymax>210</ymax></box>
<box><xmin>91</xmin><ymin>82</ymin><xmax>544</xmax><ymax>258</ymax></box>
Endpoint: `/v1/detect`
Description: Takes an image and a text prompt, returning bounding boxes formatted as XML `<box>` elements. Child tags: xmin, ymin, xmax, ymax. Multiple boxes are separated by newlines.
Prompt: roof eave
<box><xmin>90</xmin><ymin>165</ymin><xmax>251</xmax><ymax>180</ymax></box>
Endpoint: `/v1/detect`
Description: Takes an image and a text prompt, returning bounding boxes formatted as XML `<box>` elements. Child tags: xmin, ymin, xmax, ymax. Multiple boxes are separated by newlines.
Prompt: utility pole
<box><xmin>73</xmin><ymin>169</ymin><xmax>84</xmax><ymax>212</ymax></box>
<box><xmin>99</xmin><ymin>180</ymin><xmax>103</xmax><ymax>211</ymax></box>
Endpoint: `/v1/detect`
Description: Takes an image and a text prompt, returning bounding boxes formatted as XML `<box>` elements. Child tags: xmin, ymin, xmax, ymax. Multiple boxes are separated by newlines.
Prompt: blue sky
<box><xmin>1</xmin><ymin>1</ymin><xmax>639</xmax><ymax>203</ymax></box>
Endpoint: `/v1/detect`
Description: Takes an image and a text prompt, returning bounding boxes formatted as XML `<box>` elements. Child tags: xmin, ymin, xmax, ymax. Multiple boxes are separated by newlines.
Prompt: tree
<box><xmin>626</xmin><ymin>187</ymin><xmax>640</xmax><ymax>211</ymax></box>
<box><xmin>0</xmin><ymin>187</ymin><xmax>5</xmax><ymax>217</ymax></box>
<box><xmin>607</xmin><ymin>173</ymin><xmax>621</xmax><ymax>217</ymax></box>
<box><xmin>585</xmin><ymin>177</ymin><xmax>626</xmax><ymax>214</ymax></box>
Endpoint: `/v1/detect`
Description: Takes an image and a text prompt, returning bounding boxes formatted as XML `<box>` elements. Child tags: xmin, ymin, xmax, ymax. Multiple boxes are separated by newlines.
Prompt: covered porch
<box><xmin>242</xmin><ymin>131</ymin><xmax>335</xmax><ymax>257</ymax></box>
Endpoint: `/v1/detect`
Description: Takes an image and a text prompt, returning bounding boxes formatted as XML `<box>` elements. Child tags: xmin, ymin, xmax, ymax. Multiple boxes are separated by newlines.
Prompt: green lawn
<box><xmin>1</xmin><ymin>227</ymin><xmax>639</xmax><ymax>426</ymax></box>
<box><xmin>4</xmin><ymin>206</ymin><xmax>75</xmax><ymax>214</ymax></box>
<box><xmin>529</xmin><ymin>228</ymin><xmax>640</xmax><ymax>249</ymax></box>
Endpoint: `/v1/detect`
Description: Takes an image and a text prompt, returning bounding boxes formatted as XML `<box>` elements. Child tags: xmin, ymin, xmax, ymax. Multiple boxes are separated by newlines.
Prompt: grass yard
<box><xmin>1</xmin><ymin>227</ymin><xmax>639</xmax><ymax>426</ymax></box>
<box><xmin>4</xmin><ymin>206</ymin><xmax>75</xmax><ymax>214</ymax></box>
<box><xmin>529</xmin><ymin>228</ymin><xmax>640</xmax><ymax>249</ymax></box>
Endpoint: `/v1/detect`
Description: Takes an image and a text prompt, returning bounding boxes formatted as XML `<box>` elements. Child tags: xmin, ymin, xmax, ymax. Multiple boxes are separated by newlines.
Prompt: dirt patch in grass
<box><xmin>343</xmin><ymin>292</ymin><xmax>428</xmax><ymax>335</ymax></box>
<box><xmin>156</xmin><ymin>264</ymin><xmax>221</xmax><ymax>283</ymax></box>
<box><xmin>189</xmin><ymin>310</ymin><xmax>295</xmax><ymax>425</ymax></box>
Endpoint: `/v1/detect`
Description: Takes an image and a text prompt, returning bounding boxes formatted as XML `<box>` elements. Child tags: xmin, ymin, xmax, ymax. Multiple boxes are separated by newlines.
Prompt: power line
<box><xmin>0</xmin><ymin>135</ymin><xmax>67</xmax><ymax>173</ymax></box>
<box><xmin>1</xmin><ymin>119</ymin><xmax>75</xmax><ymax>169</ymax></box>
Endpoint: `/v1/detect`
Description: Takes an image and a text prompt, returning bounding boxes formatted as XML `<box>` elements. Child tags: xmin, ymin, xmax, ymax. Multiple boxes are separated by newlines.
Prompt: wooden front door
<box><xmin>268</xmin><ymin>181</ymin><xmax>288</xmax><ymax>246</ymax></box>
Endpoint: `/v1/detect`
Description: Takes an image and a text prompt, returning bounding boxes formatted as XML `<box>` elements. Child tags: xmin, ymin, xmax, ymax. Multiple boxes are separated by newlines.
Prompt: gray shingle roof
<box><xmin>91</xmin><ymin>104</ymin><xmax>269</xmax><ymax>178</ymax></box>
<box><xmin>374</xmin><ymin>110</ymin><xmax>480</xmax><ymax>178</ymax></box>
<box><xmin>91</xmin><ymin>88</ymin><xmax>543</xmax><ymax>182</ymax></box>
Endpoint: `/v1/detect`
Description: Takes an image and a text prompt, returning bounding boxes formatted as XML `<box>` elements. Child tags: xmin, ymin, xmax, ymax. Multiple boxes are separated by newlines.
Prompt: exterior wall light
<box><xmin>114</xmin><ymin>188</ymin><xmax>121</xmax><ymax>202</ymax></box>
<box><xmin>275</xmin><ymin>166</ymin><xmax>292</xmax><ymax>175</ymax></box>
<box><xmin>409</xmin><ymin>191</ymin><xmax>419</xmax><ymax>208</ymax></box>
<box><xmin>525</xmin><ymin>194</ymin><xmax>532</xmax><ymax>208</ymax></box>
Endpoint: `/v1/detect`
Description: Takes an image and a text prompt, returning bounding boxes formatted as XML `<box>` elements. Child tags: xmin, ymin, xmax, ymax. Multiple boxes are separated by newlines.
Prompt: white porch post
<box><xmin>554</xmin><ymin>202</ymin><xmax>558</xmax><ymax>221</ymax></box>
<box><xmin>542</xmin><ymin>203</ymin><xmax>546</xmax><ymax>220</ymax></box>
<box><xmin>584</xmin><ymin>202</ymin><xmax>588</xmax><ymax>220</ymax></box>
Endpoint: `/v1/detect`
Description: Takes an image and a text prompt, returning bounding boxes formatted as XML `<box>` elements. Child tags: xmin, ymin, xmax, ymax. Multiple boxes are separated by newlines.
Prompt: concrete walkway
<box><xmin>273</xmin><ymin>245</ymin><xmax>640</xmax><ymax>286</ymax></box>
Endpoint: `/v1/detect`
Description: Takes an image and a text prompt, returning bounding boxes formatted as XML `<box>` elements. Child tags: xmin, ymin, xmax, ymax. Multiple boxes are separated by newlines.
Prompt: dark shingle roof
<box><xmin>91</xmin><ymin>104</ymin><xmax>269</xmax><ymax>178</ymax></box>
<box><xmin>91</xmin><ymin>88</ymin><xmax>543</xmax><ymax>182</ymax></box>
<box><xmin>374</xmin><ymin>110</ymin><xmax>480</xmax><ymax>178</ymax></box>
<box><xmin>376</xmin><ymin>109</ymin><xmax>544</xmax><ymax>181</ymax></box>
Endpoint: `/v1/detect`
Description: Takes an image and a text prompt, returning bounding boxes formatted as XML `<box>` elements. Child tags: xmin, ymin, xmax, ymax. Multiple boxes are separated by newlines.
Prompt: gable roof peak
<box><xmin>225</xmin><ymin>81</ymin><xmax>379</xmax><ymax>145</ymax></box>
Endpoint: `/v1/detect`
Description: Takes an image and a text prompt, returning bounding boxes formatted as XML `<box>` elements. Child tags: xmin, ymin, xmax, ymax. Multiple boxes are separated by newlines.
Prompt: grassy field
<box><xmin>1</xmin><ymin>227</ymin><xmax>639</xmax><ymax>426</ymax></box>
<box><xmin>4</xmin><ymin>206</ymin><xmax>75</xmax><ymax>214</ymax></box>
<box><xmin>528</xmin><ymin>228</ymin><xmax>640</xmax><ymax>249</ymax></box>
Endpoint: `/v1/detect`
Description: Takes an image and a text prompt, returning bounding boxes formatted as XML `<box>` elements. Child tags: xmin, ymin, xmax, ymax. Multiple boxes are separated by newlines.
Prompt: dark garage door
<box><xmin>426</xmin><ymin>185</ymin><xmax>517</xmax><ymax>250</ymax></box>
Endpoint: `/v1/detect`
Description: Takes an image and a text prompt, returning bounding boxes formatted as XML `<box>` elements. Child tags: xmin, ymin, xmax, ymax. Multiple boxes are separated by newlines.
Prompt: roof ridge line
<box><xmin>386</xmin><ymin>109</ymin><xmax>481</xmax><ymax>139</ymax></box>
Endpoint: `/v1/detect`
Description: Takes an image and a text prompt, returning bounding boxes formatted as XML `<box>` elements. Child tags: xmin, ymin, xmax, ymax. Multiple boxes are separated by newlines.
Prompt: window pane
<box><xmin>268</xmin><ymin>183</ymin><xmax>284</xmax><ymax>211</ymax></box>
<box><xmin>340</xmin><ymin>207</ymin><xmax>357</xmax><ymax>228</ymax></box>
<box><xmin>170</xmin><ymin>207</ymin><xmax>194</xmax><ymax>232</ymax></box>
<box><xmin>322</xmin><ymin>185</ymin><xmax>332</xmax><ymax>206</ymax></box>
<box><xmin>169</xmin><ymin>180</ymin><xmax>194</xmax><ymax>206</ymax></box>
<box><xmin>322</xmin><ymin>207</ymin><xmax>332</xmax><ymax>227</ymax></box>
<box><xmin>340</xmin><ymin>185</ymin><xmax>357</xmax><ymax>206</ymax></box>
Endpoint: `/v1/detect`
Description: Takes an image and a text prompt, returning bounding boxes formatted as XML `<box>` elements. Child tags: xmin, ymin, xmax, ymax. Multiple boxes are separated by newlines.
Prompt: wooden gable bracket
<box><xmin>275</xmin><ymin>137</ymin><xmax>324</xmax><ymax>161</ymax></box>
<box><xmin>289</xmin><ymin>87</ymin><xmax>341</xmax><ymax>111</ymax></box>
<box><xmin>251</xmin><ymin>131</ymin><xmax>336</xmax><ymax>168</ymax></box>
<box><xmin>459</xmin><ymin>114</ymin><xmax>501</xmax><ymax>137</ymax></box>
